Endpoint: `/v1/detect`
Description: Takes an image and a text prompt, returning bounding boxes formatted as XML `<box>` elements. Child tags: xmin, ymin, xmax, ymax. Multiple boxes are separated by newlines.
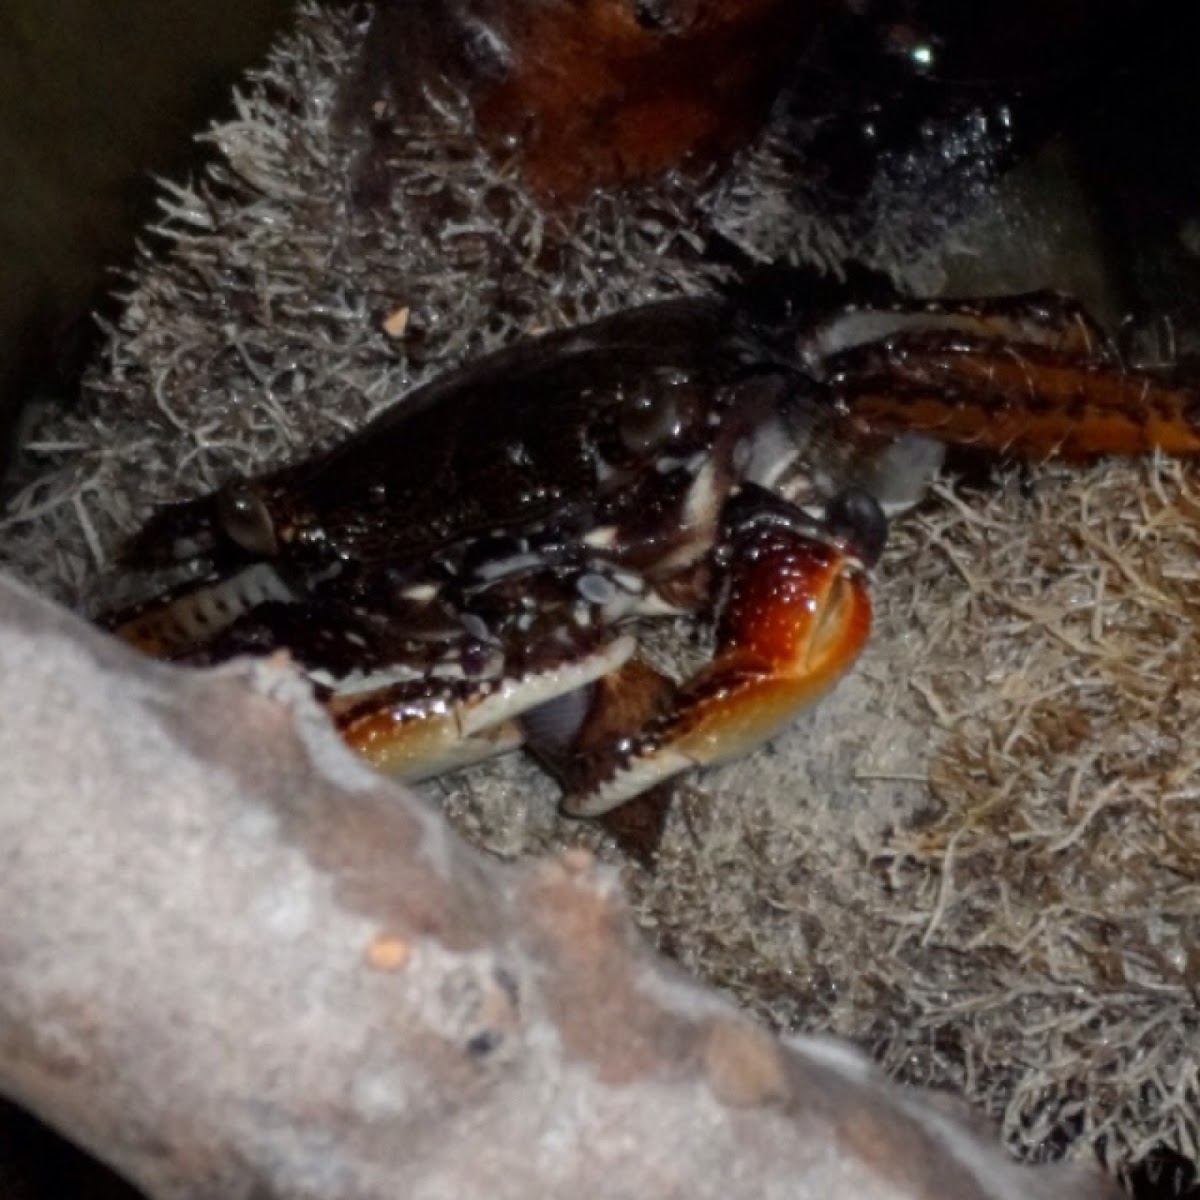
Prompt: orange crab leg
<box><xmin>564</xmin><ymin>521</ymin><xmax>871</xmax><ymax>816</ymax></box>
<box><xmin>829</xmin><ymin>335</ymin><xmax>1200</xmax><ymax>461</ymax></box>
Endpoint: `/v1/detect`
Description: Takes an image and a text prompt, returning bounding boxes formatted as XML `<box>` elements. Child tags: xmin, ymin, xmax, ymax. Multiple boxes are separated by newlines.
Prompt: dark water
<box><xmin>0</xmin><ymin>0</ymin><xmax>297</xmax><ymax>450</ymax></box>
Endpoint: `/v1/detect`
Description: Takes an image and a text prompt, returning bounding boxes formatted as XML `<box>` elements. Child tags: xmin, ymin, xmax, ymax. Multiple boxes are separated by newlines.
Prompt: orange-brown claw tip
<box><xmin>807</xmin><ymin>561</ymin><xmax>873</xmax><ymax>683</ymax></box>
<box><xmin>669</xmin><ymin>549</ymin><xmax>871</xmax><ymax>759</ymax></box>
<box><xmin>716</xmin><ymin>533</ymin><xmax>872</xmax><ymax>688</ymax></box>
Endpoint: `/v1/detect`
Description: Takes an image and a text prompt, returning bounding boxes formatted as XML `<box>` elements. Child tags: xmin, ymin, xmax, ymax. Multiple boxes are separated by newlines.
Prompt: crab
<box><xmin>102</xmin><ymin>279</ymin><xmax>1200</xmax><ymax>815</ymax></box>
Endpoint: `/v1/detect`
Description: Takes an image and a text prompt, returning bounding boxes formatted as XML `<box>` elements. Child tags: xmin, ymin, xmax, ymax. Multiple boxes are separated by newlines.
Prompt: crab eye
<box><xmin>618</xmin><ymin>388</ymin><xmax>684</xmax><ymax>456</ymax></box>
<box><xmin>216</xmin><ymin>483</ymin><xmax>278</xmax><ymax>557</ymax></box>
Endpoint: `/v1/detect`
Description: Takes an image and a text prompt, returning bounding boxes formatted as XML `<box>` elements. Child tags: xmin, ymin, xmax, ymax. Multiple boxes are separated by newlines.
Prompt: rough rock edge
<box><xmin>0</xmin><ymin>572</ymin><xmax>1120</xmax><ymax>1200</ymax></box>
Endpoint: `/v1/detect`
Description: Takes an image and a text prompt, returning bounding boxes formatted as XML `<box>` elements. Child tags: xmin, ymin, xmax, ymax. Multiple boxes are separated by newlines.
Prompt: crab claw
<box><xmin>330</xmin><ymin>636</ymin><xmax>639</xmax><ymax>782</ymax></box>
<box><xmin>564</xmin><ymin>511</ymin><xmax>873</xmax><ymax>816</ymax></box>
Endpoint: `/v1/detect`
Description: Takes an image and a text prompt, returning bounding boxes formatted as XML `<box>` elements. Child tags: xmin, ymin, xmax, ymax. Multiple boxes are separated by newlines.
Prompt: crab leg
<box><xmin>827</xmin><ymin>333</ymin><xmax>1200</xmax><ymax>460</ymax></box>
<box><xmin>800</xmin><ymin>288</ymin><xmax>1116</xmax><ymax>367</ymax></box>
<box><xmin>563</xmin><ymin>511</ymin><xmax>872</xmax><ymax>816</ymax></box>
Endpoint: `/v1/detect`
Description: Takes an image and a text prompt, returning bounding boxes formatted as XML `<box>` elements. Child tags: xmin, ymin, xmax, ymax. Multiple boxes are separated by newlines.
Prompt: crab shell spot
<box><xmin>333</xmin><ymin>636</ymin><xmax>637</xmax><ymax>781</ymax></box>
<box><xmin>568</xmin><ymin>539</ymin><xmax>870</xmax><ymax>816</ymax></box>
<box><xmin>400</xmin><ymin>581</ymin><xmax>440</xmax><ymax>604</ymax></box>
<box><xmin>582</xmin><ymin>524</ymin><xmax>619</xmax><ymax>549</ymax></box>
<box><xmin>472</xmin><ymin>550</ymin><xmax>546</xmax><ymax>583</ymax></box>
<box><xmin>459</xmin><ymin>612</ymin><xmax>494</xmax><ymax>642</ymax></box>
<box><xmin>575</xmin><ymin>571</ymin><xmax>614</xmax><ymax>604</ymax></box>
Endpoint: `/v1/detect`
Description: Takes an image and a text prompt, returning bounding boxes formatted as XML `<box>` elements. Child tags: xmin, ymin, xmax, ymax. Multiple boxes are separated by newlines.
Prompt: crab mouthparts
<box><xmin>107</xmin><ymin>563</ymin><xmax>296</xmax><ymax>658</ymax></box>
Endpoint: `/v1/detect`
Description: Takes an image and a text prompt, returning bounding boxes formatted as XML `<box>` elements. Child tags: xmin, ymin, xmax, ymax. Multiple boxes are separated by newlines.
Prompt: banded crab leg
<box><xmin>560</xmin><ymin>491</ymin><xmax>879</xmax><ymax>817</ymax></box>
<box><xmin>820</xmin><ymin>313</ymin><xmax>1200</xmax><ymax>461</ymax></box>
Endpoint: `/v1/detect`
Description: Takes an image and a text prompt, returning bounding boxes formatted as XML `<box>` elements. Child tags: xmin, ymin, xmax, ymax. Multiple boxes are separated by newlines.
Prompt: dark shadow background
<box><xmin>0</xmin><ymin>0</ymin><xmax>297</xmax><ymax>459</ymax></box>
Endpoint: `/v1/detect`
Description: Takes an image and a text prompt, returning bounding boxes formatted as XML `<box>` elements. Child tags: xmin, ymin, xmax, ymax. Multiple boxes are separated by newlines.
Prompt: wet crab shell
<box><xmin>102</xmin><ymin>283</ymin><xmax>1200</xmax><ymax>811</ymax></box>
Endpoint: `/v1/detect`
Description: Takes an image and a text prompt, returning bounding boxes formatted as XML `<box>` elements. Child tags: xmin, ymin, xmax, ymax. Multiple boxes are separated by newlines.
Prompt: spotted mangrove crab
<box><xmin>103</xmin><ymin>281</ymin><xmax>1200</xmax><ymax>814</ymax></box>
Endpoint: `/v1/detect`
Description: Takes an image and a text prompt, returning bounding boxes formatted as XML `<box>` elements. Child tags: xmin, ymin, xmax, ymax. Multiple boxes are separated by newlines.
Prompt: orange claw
<box><xmin>566</xmin><ymin>523</ymin><xmax>871</xmax><ymax>816</ymax></box>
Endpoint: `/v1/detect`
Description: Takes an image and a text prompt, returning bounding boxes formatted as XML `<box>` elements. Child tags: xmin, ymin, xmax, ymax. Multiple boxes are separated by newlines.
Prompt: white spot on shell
<box><xmin>400</xmin><ymin>582</ymin><xmax>439</xmax><ymax>603</ymax></box>
<box><xmin>582</xmin><ymin>525</ymin><xmax>619</xmax><ymax>549</ymax></box>
<box><xmin>576</xmin><ymin>572</ymin><xmax>617</xmax><ymax>605</ymax></box>
<box><xmin>474</xmin><ymin>551</ymin><xmax>545</xmax><ymax>582</ymax></box>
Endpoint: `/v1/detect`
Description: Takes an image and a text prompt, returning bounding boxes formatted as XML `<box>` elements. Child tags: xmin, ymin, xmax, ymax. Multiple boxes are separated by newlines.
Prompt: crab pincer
<box><xmin>561</xmin><ymin>490</ymin><xmax>877</xmax><ymax>815</ymax></box>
